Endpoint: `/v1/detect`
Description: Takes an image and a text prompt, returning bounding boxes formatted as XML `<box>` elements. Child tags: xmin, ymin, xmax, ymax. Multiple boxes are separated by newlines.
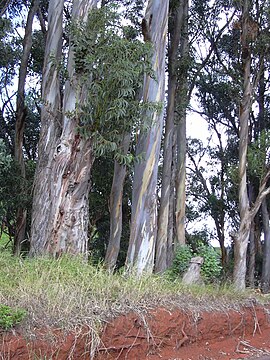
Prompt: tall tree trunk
<box><xmin>233</xmin><ymin>0</ymin><xmax>252</xmax><ymax>290</ymax></box>
<box><xmin>175</xmin><ymin>0</ymin><xmax>188</xmax><ymax>246</ymax></box>
<box><xmin>14</xmin><ymin>0</ymin><xmax>39</xmax><ymax>255</ymax></box>
<box><xmin>105</xmin><ymin>133</ymin><xmax>130</xmax><ymax>270</ymax></box>
<box><xmin>261</xmin><ymin>199</ymin><xmax>270</xmax><ymax>293</ymax></box>
<box><xmin>155</xmin><ymin>0</ymin><xmax>185</xmax><ymax>273</ymax></box>
<box><xmin>30</xmin><ymin>0</ymin><xmax>64</xmax><ymax>256</ymax></box>
<box><xmin>248</xmin><ymin>219</ymin><xmax>256</xmax><ymax>287</ymax></box>
<box><xmin>126</xmin><ymin>0</ymin><xmax>169</xmax><ymax>275</ymax></box>
<box><xmin>30</xmin><ymin>0</ymin><xmax>97</xmax><ymax>257</ymax></box>
<box><xmin>247</xmin><ymin>184</ymin><xmax>256</xmax><ymax>288</ymax></box>
<box><xmin>167</xmin><ymin>127</ymin><xmax>177</xmax><ymax>267</ymax></box>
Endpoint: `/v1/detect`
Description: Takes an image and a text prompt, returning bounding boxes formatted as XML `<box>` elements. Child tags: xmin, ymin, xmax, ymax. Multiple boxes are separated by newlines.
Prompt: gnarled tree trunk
<box><xmin>30</xmin><ymin>0</ymin><xmax>97</xmax><ymax>257</ymax></box>
<box><xmin>233</xmin><ymin>0</ymin><xmax>252</xmax><ymax>290</ymax></box>
<box><xmin>126</xmin><ymin>0</ymin><xmax>169</xmax><ymax>275</ymax></box>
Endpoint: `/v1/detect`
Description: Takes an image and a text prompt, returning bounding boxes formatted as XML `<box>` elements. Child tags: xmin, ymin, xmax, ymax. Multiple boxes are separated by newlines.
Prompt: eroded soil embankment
<box><xmin>1</xmin><ymin>305</ymin><xmax>270</xmax><ymax>359</ymax></box>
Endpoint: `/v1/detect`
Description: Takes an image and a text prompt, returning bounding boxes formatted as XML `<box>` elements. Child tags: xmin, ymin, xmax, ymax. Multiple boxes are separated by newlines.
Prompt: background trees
<box><xmin>1</xmin><ymin>0</ymin><xmax>270</xmax><ymax>291</ymax></box>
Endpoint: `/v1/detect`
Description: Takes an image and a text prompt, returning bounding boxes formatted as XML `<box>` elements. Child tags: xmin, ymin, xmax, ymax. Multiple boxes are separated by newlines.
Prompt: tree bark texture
<box><xmin>14</xmin><ymin>0</ymin><xmax>39</xmax><ymax>255</ymax></box>
<box><xmin>155</xmin><ymin>0</ymin><xmax>185</xmax><ymax>273</ymax></box>
<box><xmin>126</xmin><ymin>0</ymin><xmax>169</xmax><ymax>276</ymax></box>
<box><xmin>175</xmin><ymin>0</ymin><xmax>189</xmax><ymax>246</ymax></box>
<box><xmin>30</xmin><ymin>0</ymin><xmax>97</xmax><ymax>257</ymax></box>
<box><xmin>30</xmin><ymin>0</ymin><xmax>65</xmax><ymax>256</ymax></box>
<box><xmin>167</xmin><ymin>127</ymin><xmax>177</xmax><ymax>268</ymax></box>
<box><xmin>105</xmin><ymin>133</ymin><xmax>130</xmax><ymax>270</ymax></box>
<box><xmin>233</xmin><ymin>0</ymin><xmax>252</xmax><ymax>290</ymax></box>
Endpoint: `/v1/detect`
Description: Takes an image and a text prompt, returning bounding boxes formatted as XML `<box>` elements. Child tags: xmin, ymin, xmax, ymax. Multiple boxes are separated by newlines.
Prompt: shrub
<box><xmin>166</xmin><ymin>245</ymin><xmax>193</xmax><ymax>280</ymax></box>
<box><xmin>0</xmin><ymin>304</ymin><xmax>26</xmax><ymax>330</ymax></box>
<box><xmin>168</xmin><ymin>244</ymin><xmax>222</xmax><ymax>283</ymax></box>
<box><xmin>197</xmin><ymin>244</ymin><xmax>222</xmax><ymax>283</ymax></box>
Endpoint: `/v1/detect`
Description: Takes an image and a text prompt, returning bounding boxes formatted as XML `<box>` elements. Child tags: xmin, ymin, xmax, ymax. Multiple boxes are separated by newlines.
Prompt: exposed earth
<box><xmin>1</xmin><ymin>304</ymin><xmax>270</xmax><ymax>359</ymax></box>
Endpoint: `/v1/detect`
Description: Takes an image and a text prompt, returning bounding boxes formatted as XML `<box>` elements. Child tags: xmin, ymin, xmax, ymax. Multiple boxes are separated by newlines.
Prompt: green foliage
<box><xmin>168</xmin><ymin>244</ymin><xmax>222</xmax><ymax>283</ymax></box>
<box><xmin>29</xmin><ymin>30</ymin><xmax>45</xmax><ymax>76</ymax></box>
<box><xmin>0</xmin><ymin>304</ymin><xmax>26</xmax><ymax>330</ymax></box>
<box><xmin>197</xmin><ymin>244</ymin><xmax>222</xmax><ymax>282</ymax></box>
<box><xmin>0</xmin><ymin>140</ymin><xmax>35</xmax><ymax>245</ymax></box>
<box><xmin>71</xmin><ymin>4</ymin><xmax>158</xmax><ymax>161</ymax></box>
<box><xmin>247</xmin><ymin>130</ymin><xmax>270</xmax><ymax>179</ymax></box>
<box><xmin>170</xmin><ymin>245</ymin><xmax>193</xmax><ymax>277</ymax></box>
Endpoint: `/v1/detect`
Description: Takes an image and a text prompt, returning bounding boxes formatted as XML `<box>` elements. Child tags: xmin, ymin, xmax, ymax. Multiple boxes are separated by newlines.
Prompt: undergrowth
<box><xmin>0</xmin><ymin>251</ymin><xmax>268</xmax><ymax>335</ymax></box>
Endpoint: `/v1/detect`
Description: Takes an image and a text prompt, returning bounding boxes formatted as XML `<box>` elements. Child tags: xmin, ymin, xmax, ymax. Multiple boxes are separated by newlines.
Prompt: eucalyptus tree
<box><xmin>104</xmin><ymin>0</ymin><xmax>145</xmax><ymax>271</ymax></box>
<box><xmin>232</xmin><ymin>0</ymin><xmax>270</xmax><ymax>290</ymax></box>
<box><xmin>126</xmin><ymin>0</ymin><xmax>169</xmax><ymax>275</ymax></box>
<box><xmin>31</xmin><ymin>1</ymin><xmax>153</xmax><ymax>256</ymax></box>
<box><xmin>14</xmin><ymin>0</ymin><xmax>39</xmax><ymax>255</ymax></box>
<box><xmin>155</xmin><ymin>0</ymin><xmax>188</xmax><ymax>273</ymax></box>
<box><xmin>31</xmin><ymin>0</ymin><xmax>97</xmax><ymax>256</ymax></box>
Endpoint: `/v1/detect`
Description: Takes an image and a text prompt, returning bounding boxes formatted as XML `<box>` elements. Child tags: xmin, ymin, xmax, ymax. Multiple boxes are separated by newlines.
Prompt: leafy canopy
<box><xmin>71</xmin><ymin>3</ymin><xmax>158</xmax><ymax>162</ymax></box>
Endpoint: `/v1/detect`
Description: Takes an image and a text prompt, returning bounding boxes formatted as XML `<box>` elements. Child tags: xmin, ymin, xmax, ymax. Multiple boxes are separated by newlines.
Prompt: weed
<box><xmin>0</xmin><ymin>304</ymin><xmax>26</xmax><ymax>330</ymax></box>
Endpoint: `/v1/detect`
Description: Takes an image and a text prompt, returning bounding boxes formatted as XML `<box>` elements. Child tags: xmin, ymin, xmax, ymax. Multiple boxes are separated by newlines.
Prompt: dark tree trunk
<box><xmin>167</xmin><ymin>127</ymin><xmax>177</xmax><ymax>267</ymax></box>
<box><xmin>261</xmin><ymin>199</ymin><xmax>270</xmax><ymax>293</ymax></box>
<box><xmin>105</xmin><ymin>134</ymin><xmax>130</xmax><ymax>270</ymax></box>
<box><xmin>14</xmin><ymin>0</ymin><xmax>39</xmax><ymax>255</ymax></box>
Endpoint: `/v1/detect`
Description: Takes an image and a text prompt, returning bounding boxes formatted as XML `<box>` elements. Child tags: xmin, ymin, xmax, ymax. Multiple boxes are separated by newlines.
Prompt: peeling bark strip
<box><xmin>233</xmin><ymin>0</ymin><xmax>253</xmax><ymax>290</ymax></box>
<box><xmin>30</xmin><ymin>0</ymin><xmax>97</xmax><ymax>257</ymax></box>
<box><xmin>105</xmin><ymin>133</ymin><xmax>130</xmax><ymax>270</ymax></box>
<box><xmin>126</xmin><ymin>0</ymin><xmax>169</xmax><ymax>275</ymax></box>
<box><xmin>30</xmin><ymin>0</ymin><xmax>65</xmax><ymax>256</ymax></box>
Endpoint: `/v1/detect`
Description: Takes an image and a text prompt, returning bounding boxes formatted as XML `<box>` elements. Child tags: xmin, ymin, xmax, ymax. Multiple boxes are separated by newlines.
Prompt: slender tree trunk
<box><xmin>30</xmin><ymin>0</ymin><xmax>97</xmax><ymax>257</ymax></box>
<box><xmin>14</xmin><ymin>0</ymin><xmax>39</xmax><ymax>255</ymax></box>
<box><xmin>175</xmin><ymin>0</ymin><xmax>188</xmax><ymax>246</ymax></box>
<box><xmin>247</xmin><ymin>184</ymin><xmax>256</xmax><ymax>288</ymax></box>
<box><xmin>261</xmin><ymin>199</ymin><xmax>270</xmax><ymax>293</ymax></box>
<box><xmin>126</xmin><ymin>0</ymin><xmax>169</xmax><ymax>275</ymax></box>
<box><xmin>248</xmin><ymin>219</ymin><xmax>255</xmax><ymax>287</ymax></box>
<box><xmin>105</xmin><ymin>134</ymin><xmax>130</xmax><ymax>270</ymax></box>
<box><xmin>233</xmin><ymin>0</ymin><xmax>252</xmax><ymax>290</ymax></box>
<box><xmin>155</xmin><ymin>0</ymin><xmax>185</xmax><ymax>273</ymax></box>
<box><xmin>167</xmin><ymin>126</ymin><xmax>177</xmax><ymax>267</ymax></box>
<box><xmin>30</xmin><ymin>0</ymin><xmax>64</xmax><ymax>256</ymax></box>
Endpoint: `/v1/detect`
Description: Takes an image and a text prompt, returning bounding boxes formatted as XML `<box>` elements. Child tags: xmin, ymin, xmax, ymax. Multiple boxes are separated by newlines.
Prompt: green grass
<box><xmin>0</xmin><ymin>247</ymin><xmax>269</xmax><ymax>358</ymax></box>
<box><xmin>1</xmin><ymin>251</ymin><xmax>269</xmax><ymax>333</ymax></box>
<box><xmin>0</xmin><ymin>231</ymin><xmax>12</xmax><ymax>251</ymax></box>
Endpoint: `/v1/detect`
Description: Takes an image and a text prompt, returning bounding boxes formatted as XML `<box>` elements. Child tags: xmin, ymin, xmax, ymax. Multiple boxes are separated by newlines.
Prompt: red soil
<box><xmin>1</xmin><ymin>305</ymin><xmax>270</xmax><ymax>359</ymax></box>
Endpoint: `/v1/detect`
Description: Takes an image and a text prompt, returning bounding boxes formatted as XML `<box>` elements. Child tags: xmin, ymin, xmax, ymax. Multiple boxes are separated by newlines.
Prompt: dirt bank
<box><xmin>1</xmin><ymin>305</ymin><xmax>270</xmax><ymax>359</ymax></box>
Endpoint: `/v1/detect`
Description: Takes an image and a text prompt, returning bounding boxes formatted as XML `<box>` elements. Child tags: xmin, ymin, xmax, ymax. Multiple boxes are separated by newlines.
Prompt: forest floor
<box><xmin>1</xmin><ymin>303</ymin><xmax>270</xmax><ymax>359</ymax></box>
